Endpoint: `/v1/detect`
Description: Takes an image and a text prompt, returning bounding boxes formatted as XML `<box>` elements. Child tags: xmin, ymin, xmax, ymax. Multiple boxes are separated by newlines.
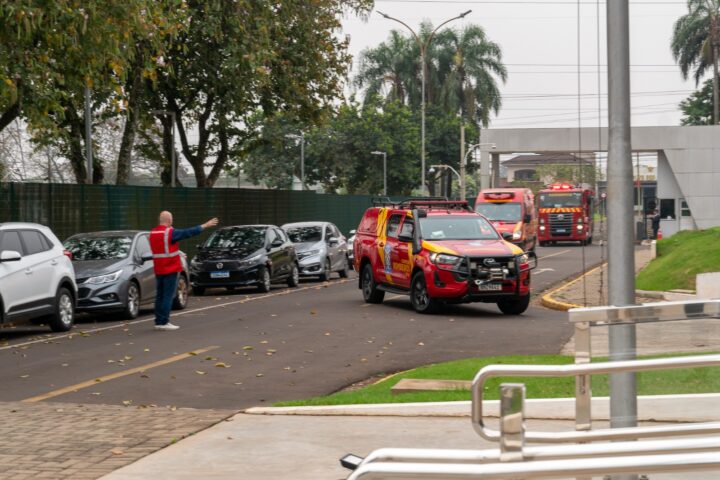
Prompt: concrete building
<box><xmin>482</xmin><ymin>126</ymin><xmax>720</xmax><ymax>237</ymax></box>
<box><xmin>502</xmin><ymin>152</ymin><xmax>595</xmax><ymax>184</ymax></box>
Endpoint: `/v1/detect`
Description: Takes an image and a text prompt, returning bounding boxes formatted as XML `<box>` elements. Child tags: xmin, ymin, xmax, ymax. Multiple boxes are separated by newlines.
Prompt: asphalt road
<box><xmin>0</xmin><ymin>243</ymin><xmax>604</xmax><ymax>410</ymax></box>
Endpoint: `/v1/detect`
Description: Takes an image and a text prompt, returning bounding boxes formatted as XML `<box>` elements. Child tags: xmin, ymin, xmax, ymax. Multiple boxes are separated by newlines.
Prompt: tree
<box><xmin>672</xmin><ymin>0</ymin><xmax>720</xmax><ymax>123</ymax></box>
<box><xmin>535</xmin><ymin>163</ymin><xmax>598</xmax><ymax>187</ymax></box>
<box><xmin>355</xmin><ymin>22</ymin><xmax>506</xmax><ymax>127</ymax></box>
<box><xmin>152</xmin><ymin>0</ymin><xmax>372</xmax><ymax>188</ymax></box>
<box><xmin>679</xmin><ymin>78</ymin><xmax>714</xmax><ymax>124</ymax></box>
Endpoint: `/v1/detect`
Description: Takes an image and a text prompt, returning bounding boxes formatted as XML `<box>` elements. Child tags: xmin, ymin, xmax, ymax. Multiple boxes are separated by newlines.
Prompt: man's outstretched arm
<box><xmin>171</xmin><ymin>218</ymin><xmax>219</xmax><ymax>243</ymax></box>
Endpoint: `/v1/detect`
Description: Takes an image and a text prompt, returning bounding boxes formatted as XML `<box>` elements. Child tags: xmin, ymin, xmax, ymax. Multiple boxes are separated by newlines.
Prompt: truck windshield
<box><xmin>475</xmin><ymin>202</ymin><xmax>522</xmax><ymax>222</ymax></box>
<box><xmin>419</xmin><ymin>216</ymin><xmax>499</xmax><ymax>241</ymax></box>
<box><xmin>539</xmin><ymin>192</ymin><xmax>582</xmax><ymax>208</ymax></box>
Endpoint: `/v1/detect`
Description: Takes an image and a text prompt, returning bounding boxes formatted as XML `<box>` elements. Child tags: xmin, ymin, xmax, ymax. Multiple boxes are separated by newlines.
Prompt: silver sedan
<box><xmin>281</xmin><ymin>222</ymin><xmax>350</xmax><ymax>280</ymax></box>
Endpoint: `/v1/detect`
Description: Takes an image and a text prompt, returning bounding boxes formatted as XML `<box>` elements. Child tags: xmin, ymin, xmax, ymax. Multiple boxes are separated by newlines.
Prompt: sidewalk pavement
<box><xmin>103</xmin><ymin>396</ymin><xmax>720</xmax><ymax>480</ymax></box>
<box><xmin>101</xmin><ymin>246</ymin><xmax>720</xmax><ymax>480</ymax></box>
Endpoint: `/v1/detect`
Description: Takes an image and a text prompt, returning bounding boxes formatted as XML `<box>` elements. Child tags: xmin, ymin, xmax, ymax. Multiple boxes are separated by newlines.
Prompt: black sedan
<box><xmin>64</xmin><ymin>231</ymin><xmax>190</xmax><ymax>319</ymax></box>
<box><xmin>189</xmin><ymin>225</ymin><xmax>299</xmax><ymax>295</ymax></box>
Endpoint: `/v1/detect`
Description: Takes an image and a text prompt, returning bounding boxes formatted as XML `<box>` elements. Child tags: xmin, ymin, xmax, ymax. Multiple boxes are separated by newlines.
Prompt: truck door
<box><xmin>379</xmin><ymin>213</ymin><xmax>402</xmax><ymax>284</ymax></box>
<box><xmin>390</xmin><ymin>216</ymin><xmax>414</xmax><ymax>288</ymax></box>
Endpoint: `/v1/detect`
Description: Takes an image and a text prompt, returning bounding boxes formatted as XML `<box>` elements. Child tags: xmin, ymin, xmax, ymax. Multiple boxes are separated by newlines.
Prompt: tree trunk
<box><xmin>0</xmin><ymin>101</ymin><xmax>20</xmax><ymax>133</ymax></box>
<box><xmin>68</xmin><ymin>115</ymin><xmax>88</xmax><ymax>184</ymax></box>
<box><xmin>116</xmin><ymin>66</ymin><xmax>144</xmax><ymax>185</ymax></box>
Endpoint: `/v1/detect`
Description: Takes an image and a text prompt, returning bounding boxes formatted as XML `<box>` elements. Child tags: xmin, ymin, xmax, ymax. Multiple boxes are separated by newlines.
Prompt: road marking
<box><xmin>0</xmin><ymin>279</ymin><xmax>354</xmax><ymax>351</ymax></box>
<box><xmin>21</xmin><ymin>345</ymin><xmax>219</xmax><ymax>403</ymax></box>
<box><xmin>538</xmin><ymin>249</ymin><xmax>570</xmax><ymax>260</ymax></box>
<box><xmin>534</xmin><ymin>268</ymin><xmax>556</xmax><ymax>276</ymax></box>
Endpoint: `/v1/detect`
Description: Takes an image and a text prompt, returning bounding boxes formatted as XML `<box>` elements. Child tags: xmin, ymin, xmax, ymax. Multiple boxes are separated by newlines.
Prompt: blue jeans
<box><xmin>155</xmin><ymin>273</ymin><xmax>179</xmax><ymax>326</ymax></box>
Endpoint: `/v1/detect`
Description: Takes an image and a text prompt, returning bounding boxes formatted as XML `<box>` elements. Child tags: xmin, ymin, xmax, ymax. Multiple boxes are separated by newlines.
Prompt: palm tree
<box><xmin>355</xmin><ymin>30</ymin><xmax>415</xmax><ymax>104</ymax></box>
<box><xmin>437</xmin><ymin>24</ymin><xmax>507</xmax><ymax>127</ymax></box>
<box><xmin>672</xmin><ymin>0</ymin><xmax>720</xmax><ymax>124</ymax></box>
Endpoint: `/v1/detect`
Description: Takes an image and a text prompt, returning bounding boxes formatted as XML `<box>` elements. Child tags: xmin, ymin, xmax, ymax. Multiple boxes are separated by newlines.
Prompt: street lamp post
<box><xmin>151</xmin><ymin>110</ymin><xmax>177</xmax><ymax>187</ymax></box>
<box><xmin>377</xmin><ymin>10</ymin><xmax>472</xmax><ymax>196</ymax></box>
<box><xmin>286</xmin><ymin>132</ymin><xmax>305</xmax><ymax>191</ymax></box>
<box><xmin>428</xmin><ymin>164</ymin><xmax>461</xmax><ymax>198</ymax></box>
<box><xmin>370</xmin><ymin>151</ymin><xmax>387</xmax><ymax>195</ymax></box>
<box><xmin>462</xmin><ymin>142</ymin><xmax>496</xmax><ymax>199</ymax></box>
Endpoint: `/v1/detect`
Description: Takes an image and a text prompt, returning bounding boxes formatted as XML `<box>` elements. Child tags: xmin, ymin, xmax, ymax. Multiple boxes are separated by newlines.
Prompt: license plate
<box><xmin>210</xmin><ymin>271</ymin><xmax>230</xmax><ymax>279</ymax></box>
<box><xmin>556</xmin><ymin>229</ymin><xmax>566</xmax><ymax>233</ymax></box>
<box><xmin>475</xmin><ymin>281</ymin><xmax>502</xmax><ymax>291</ymax></box>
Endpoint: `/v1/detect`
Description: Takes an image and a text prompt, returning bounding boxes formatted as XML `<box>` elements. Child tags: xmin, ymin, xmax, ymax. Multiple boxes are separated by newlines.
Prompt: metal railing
<box><xmin>342</xmin><ymin>300</ymin><xmax>720</xmax><ymax>479</ymax></box>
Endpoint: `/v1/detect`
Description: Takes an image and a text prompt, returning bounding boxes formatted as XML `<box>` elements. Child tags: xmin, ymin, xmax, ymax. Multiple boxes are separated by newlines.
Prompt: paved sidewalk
<box><xmin>103</xmin><ymin>398</ymin><xmax>720</xmax><ymax>480</ymax></box>
<box><xmin>0</xmin><ymin>401</ymin><xmax>233</xmax><ymax>480</ymax></box>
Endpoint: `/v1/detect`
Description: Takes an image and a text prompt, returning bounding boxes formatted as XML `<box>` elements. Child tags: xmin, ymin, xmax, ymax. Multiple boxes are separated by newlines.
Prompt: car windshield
<box><xmin>204</xmin><ymin>227</ymin><xmax>265</xmax><ymax>250</ymax></box>
<box><xmin>475</xmin><ymin>202</ymin><xmax>522</xmax><ymax>222</ymax></box>
<box><xmin>539</xmin><ymin>192</ymin><xmax>582</xmax><ymax>208</ymax></box>
<box><xmin>419</xmin><ymin>216</ymin><xmax>498</xmax><ymax>241</ymax></box>
<box><xmin>285</xmin><ymin>226</ymin><xmax>322</xmax><ymax>243</ymax></box>
<box><xmin>64</xmin><ymin>236</ymin><xmax>133</xmax><ymax>261</ymax></box>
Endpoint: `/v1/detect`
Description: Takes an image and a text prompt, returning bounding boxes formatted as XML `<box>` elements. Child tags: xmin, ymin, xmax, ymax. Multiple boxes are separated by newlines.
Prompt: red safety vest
<box><xmin>149</xmin><ymin>225</ymin><xmax>182</xmax><ymax>275</ymax></box>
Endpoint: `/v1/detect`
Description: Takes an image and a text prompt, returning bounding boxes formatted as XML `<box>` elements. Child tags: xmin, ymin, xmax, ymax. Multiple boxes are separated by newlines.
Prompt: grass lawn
<box><xmin>636</xmin><ymin>227</ymin><xmax>720</xmax><ymax>291</ymax></box>
<box><xmin>275</xmin><ymin>353</ymin><xmax>720</xmax><ymax>407</ymax></box>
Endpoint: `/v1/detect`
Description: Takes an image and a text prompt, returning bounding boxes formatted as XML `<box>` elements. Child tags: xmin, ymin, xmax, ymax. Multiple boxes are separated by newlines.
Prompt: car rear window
<box><xmin>204</xmin><ymin>227</ymin><xmax>266</xmax><ymax>250</ymax></box>
<box><xmin>64</xmin><ymin>236</ymin><xmax>133</xmax><ymax>260</ymax></box>
<box><xmin>285</xmin><ymin>226</ymin><xmax>322</xmax><ymax>243</ymax></box>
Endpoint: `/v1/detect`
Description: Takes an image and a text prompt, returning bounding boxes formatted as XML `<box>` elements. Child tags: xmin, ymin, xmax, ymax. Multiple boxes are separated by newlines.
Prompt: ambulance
<box><xmin>474</xmin><ymin>188</ymin><xmax>537</xmax><ymax>252</ymax></box>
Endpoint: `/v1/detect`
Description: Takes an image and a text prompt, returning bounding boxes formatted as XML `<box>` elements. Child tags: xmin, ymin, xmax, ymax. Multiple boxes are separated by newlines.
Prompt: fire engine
<box><xmin>537</xmin><ymin>183</ymin><xmax>595</xmax><ymax>246</ymax></box>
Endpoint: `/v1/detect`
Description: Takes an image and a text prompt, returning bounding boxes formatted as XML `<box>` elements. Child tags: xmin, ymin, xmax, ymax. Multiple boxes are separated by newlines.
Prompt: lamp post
<box><xmin>428</xmin><ymin>164</ymin><xmax>461</xmax><ymax>198</ymax></box>
<box><xmin>370</xmin><ymin>151</ymin><xmax>387</xmax><ymax>195</ymax></box>
<box><xmin>151</xmin><ymin>110</ymin><xmax>176</xmax><ymax>187</ymax></box>
<box><xmin>462</xmin><ymin>142</ymin><xmax>496</xmax><ymax>199</ymax></box>
<box><xmin>286</xmin><ymin>132</ymin><xmax>305</xmax><ymax>191</ymax></box>
<box><xmin>377</xmin><ymin>9</ymin><xmax>472</xmax><ymax>196</ymax></box>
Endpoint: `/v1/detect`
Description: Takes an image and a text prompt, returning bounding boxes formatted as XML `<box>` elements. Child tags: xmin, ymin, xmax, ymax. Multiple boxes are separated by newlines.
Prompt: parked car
<box><xmin>353</xmin><ymin>199</ymin><xmax>537</xmax><ymax>315</ymax></box>
<box><xmin>0</xmin><ymin>222</ymin><xmax>77</xmax><ymax>331</ymax></box>
<box><xmin>190</xmin><ymin>225</ymin><xmax>299</xmax><ymax>295</ymax></box>
<box><xmin>64</xmin><ymin>231</ymin><xmax>189</xmax><ymax>320</ymax></box>
<box><xmin>347</xmin><ymin>229</ymin><xmax>357</xmax><ymax>268</ymax></box>
<box><xmin>281</xmin><ymin>222</ymin><xmax>350</xmax><ymax>280</ymax></box>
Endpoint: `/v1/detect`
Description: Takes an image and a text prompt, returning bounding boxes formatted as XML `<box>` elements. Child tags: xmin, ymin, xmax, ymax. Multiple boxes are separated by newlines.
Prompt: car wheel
<box><xmin>173</xmin><ymin>275</ymin><xmax>189</xmax><ymax>310</ymax></box>
<box><xmin>361</xmin><ymin>264</ymin><xmax>384</xmax><ymax>304</ymax></box>
<box><xmin>287</xmin><ymin>263</ymin><xmax>300</xmax><ymax>288</ymax></box>
<box><xmin>410</xmin><ymin>272</ymin><xmax>439</xmax><ymax>314</ymax></box>
<box><xmin>497</xmin><ymin>294</ymin><xmax>531</xmax><ymax>316</ymax></box>
<box><xmin>339</xmin><ymin>256</ymin><xmax>350</xmax><ymax>279</ymax></box>
<box><xmin>123</xmin><ymin>281</ymin><xmax>141</xmax><ymax>319</ymax></box>
<box><xmin>319</xmin><ymin>258</ymin><xmax>332</xmax><ymax>282</ymax></box>
<box><xmin>192</xmin><ymin>286</ymin><xmax>206</xmax><ymax>296</ymax></box>
<box><xmin>49</xmin><ymin>287</ymin><xmax>74</xmax><ymax>332</ymax></box>
<box><xmin>257</xmin><ymin>267</ymin><xmax>272</xmax><ymax>293</ymax></box>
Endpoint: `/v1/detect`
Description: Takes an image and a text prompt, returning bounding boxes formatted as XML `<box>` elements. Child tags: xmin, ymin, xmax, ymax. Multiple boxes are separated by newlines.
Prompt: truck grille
<box><xmin>469</xmin><ymin>256</ymin><xmax>515</xmax><ymax>281</ymax></box>
<box><xmin>549</xmin><ymin>213</ymin><xmax>574</xmax><ymax>236</ymax></box>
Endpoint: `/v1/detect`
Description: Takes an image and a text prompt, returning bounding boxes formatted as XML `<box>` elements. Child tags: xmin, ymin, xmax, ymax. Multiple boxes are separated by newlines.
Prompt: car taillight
<box><xmin>63</xmin><ymin>250</ymin><xmax>73</xmax><ymax>260</ymax></box>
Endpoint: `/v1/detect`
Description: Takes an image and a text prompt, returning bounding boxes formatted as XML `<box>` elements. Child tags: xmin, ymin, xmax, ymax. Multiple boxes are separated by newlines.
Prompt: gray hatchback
<box><xmin>281</xmin><ymin>222</ymin><xmax>350</xmax><ymax>280</ymax></box>
<box><xmin>64</xmin><ymin>231</ymin><xmax>189</xmax><ymax>319</ymax></box>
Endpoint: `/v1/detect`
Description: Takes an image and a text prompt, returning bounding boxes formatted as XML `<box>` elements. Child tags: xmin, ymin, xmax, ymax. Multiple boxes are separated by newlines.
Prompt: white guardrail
<box><xmin>341</xmin><ymin>299</ymin><xmax>720</xmax><ymax>479</ymax></box>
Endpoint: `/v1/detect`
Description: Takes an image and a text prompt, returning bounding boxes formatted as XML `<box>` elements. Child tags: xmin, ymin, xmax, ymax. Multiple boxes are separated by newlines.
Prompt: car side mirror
<box><xmin>398</xmin><ymin>234</ymin><xmax>413</xmax><ymax>243</ymax></box>
<box><xmin>271</xmin><ymin>239</ymin><xmax>284</xmax><ymax>248</ymax></box>
<box><xmin>141</xmin><ymin>253</ymin><xmax>153</xmax><ymax>263</ymax></box>
<box><xmin>501</xmin><ymin>232</ymin><xmax>514</xmax><ymax>241</ymax></box>
<box><xmin>523</xmin><ymin>214</ymin><xmax>532</xmax><ymax>223</ymax></box>
<box><xmin>328</xmin><ymin>236</ymin><xmax>339</xmax><ymax>247</ymax></box>
<box><xmin>0</xmin><ymin>250</ymin><xmax>22</xmax><ymax>262</ymax></box>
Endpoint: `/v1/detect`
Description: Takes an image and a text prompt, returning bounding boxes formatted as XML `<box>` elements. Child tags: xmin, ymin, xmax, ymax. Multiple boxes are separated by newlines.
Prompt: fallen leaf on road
<box><xmin>215</xmin><ymin>362</ymin><xmax>230</xmax><ymax>368</ymax></box>
<box><xmin>19</xmin><ymin>374</ymin><xmax>29</xmax><ymax>378</ymax></box>
<box><xmin>243</xmin><ymin>346</ymin><xmax>254</xmax><ymax>350</ymax></box>
<box><xmin>107</xmin><ymin>360</ymin><xmax>115</xmax><ymax>363</ymax></box>
<box><xmin>324</xmin><ymin>332</ymin><xmax>331</xmax><ymax>336</ymax></box>
<box><xmin>90</xmin><ymin>392</ymin><xmax>101</xmax><ymax>396</ymax></box>
<box><xmin>204</xmin><ymin>356</ymin><xmax>215</xmax><ymax>361</ymax></box>
<box><xmin>234</xmin><ymin>382</ymin><xmax>243</xmax><ymax>385</ymax></box>
<box><xmin>122</xmin><ymin>400</ymin><xmax>132</xmax><ymax>407</ymax></box>
<box><xmin>195</xmin><ymin>370</ymin><xmax>207</xmax><ymax>375</ymax></box>
<box><xmin>124</xmin><ymin>356</ymin><xmax>132</xmax><ymax>361</ymax></box>
<box><xmin>188</xmin><ymin>351</ymin><xmax>198</xmax><ymax>356</ymax></box>
<box><xmin>360</xmin><ymin>358</ymin><xmax>368</xmax><ymax>363</ymax></box>
<box><xmin>260</xmin><ymin>340</ymin><xmax>268</xmax><ymax>344</ymax></box>
<box><xmin>310</xmin><ymin>310</ymin><xmax>317</xmax><ymax>315</ymax></box>
<box><xmin>140</xmin><ymin>374</ymin><xmax>149</xmax><ymax>379</ymax></box>
<box><xmin>227</xmin><ymin>436</ymin><xmax>233</xmax><ymax>440</ymax></box>
<box><xmin>256</xmin><ymin>373</ymin><xmax>264</xmax><ymax>377</ymax></box>
<box><xmin>267</xmin><ymin>349</ymin><xmax>277</xmax><ymax>353</ymax></box>
<box><xmin>144</xmin><ymin>348</ymin><xmax>150</xmax><ymax>352</ymax></box>
<box><xmin>417</xmin><ymin>342</ymin><xmax>425</xmax><ymax>346</ymax></box>
<box><xmin>111</xmin><ymin>448</ymin><xmax>124</xmax><ymax>455</ymax></box>
<box><xmin>283</xmin><ymin>366</ymin><xmax>291</xmax><ymax>370</ymax></box>
<box><xmin>61</xmin><ymin>363</ymin><xmax>68</xmax><ymax>367</ymax></box>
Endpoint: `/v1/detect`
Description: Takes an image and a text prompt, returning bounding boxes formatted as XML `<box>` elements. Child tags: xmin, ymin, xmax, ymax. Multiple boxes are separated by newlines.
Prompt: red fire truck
<box><xmin>537</xmin><ymin>183</ymin><xmax>595</xmax><ymax>246</ymax></box>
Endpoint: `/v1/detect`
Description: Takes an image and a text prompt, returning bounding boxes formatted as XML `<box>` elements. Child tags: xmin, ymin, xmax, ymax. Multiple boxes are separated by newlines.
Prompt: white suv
<box><xmin>0</xmin><ymin>223</ymin><xmax>77</xmax><ymax>332</ymax></box>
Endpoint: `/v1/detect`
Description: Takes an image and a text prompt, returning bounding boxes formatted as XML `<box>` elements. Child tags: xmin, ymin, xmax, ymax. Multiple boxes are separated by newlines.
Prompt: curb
<box><xmin>540</xmin><ymin>263</ymin><xmax>605</xmax><ymax>311</ymax></box>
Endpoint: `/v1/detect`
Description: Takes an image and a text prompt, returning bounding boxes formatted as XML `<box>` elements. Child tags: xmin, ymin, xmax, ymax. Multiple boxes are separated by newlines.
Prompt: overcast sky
<box><xmin>341</xmin><ymin>0</ymin><xmax>697</xmax><ymax>132</ymax></box>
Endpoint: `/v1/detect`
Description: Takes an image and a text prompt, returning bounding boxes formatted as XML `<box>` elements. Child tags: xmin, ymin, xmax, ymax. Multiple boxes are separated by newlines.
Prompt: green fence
<box><xmin>0</xmin><ymin>183</ymin><xmax>376</xmax><ymax>257</ymax></box>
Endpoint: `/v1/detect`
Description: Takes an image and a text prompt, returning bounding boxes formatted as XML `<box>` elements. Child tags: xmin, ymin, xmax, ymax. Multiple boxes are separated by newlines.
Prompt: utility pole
<box><xmin>607</xmin><ymin>5</ymin><xmax>637</xmax><ymax>479</ymax></box>
<box><xmin>459</xmin><ymin>124</ymin><xmax>466</xmax><ymax>200</ymax></box>
<box><xmin>84</xmin><ymin>86</ymin><xmax>93</xmax><ymax>184</ymax></box>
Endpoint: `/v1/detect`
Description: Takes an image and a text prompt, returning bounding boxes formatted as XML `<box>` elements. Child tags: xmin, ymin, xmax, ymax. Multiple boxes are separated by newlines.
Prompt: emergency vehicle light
<box><xmin>484</xmin><ymin>192</ymin><xmax>514</xmax><ymax>200</ymax></box>
<box><xmin>550</xmin><ymin>183</ymin><xmax>575</xmax><ymax>190</ymax></box>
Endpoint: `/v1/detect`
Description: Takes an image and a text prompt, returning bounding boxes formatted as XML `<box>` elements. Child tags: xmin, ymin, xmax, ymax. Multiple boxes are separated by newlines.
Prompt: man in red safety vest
<box><xmin>150</xmin><ymin>211</ymin><xmax>218</xmax><ymax>331</ymax></box>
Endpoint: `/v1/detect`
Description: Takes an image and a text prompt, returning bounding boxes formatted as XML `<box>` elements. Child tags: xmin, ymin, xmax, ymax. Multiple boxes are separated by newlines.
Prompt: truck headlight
<box><xmin>539</xmin><ymin>225</ymin><xmax>546</xmax><ymax>231</ymax></box>
<box><xmin>577</xmin><ymin>225</ymin><xmax>584</xmax><ymax>231</ymax></box>
<box><xmin>430</xmin><ymin>253</ymin><xmax>464</xmax><ymax>271</ymax></box>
